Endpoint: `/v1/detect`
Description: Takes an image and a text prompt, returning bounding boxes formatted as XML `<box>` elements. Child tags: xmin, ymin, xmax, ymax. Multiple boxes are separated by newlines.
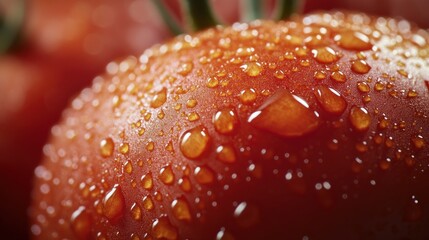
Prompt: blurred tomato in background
<box><xmin>0</xmin><ymin>0</ymin><xmax>427</xmax><ymax>239</ymax></box>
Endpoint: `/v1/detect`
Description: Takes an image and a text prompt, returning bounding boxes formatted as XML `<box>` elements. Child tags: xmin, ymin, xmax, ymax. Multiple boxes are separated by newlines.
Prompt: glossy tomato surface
<box><xmin>30</xmin><ymin>12</ymin><xmax>429</xmax><ymax>239</ymax></box>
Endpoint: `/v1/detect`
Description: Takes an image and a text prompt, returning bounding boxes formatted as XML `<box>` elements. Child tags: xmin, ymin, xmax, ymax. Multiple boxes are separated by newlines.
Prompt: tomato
<box><xmin>30</xmin><ymin>11</ymin><xmax>429</xmax><ymax>239</ymax></box>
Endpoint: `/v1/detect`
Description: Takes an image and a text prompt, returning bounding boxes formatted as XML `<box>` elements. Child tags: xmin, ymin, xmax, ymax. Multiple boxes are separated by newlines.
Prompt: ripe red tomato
<box><xmin>30</xmin><ymin>11</ymin><xmax>429</xmax><ymax>239</ymax></box>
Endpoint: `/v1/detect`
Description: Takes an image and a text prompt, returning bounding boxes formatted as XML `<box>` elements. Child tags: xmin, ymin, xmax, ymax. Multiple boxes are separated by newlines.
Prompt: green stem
<box><xmin>275</xmin><ymin>0</ymin><xmax>301</xmax><ymax>20</ymax></box>
<box><xmin>151</xmin><ymin>0</ymin><xmax>184</xmax><ymax>35</ymax></box>
<box><xmin>241</xmin><ymin>0</ymin><xmax>264</xmax><ymax>22</ymax></box>
<box><xmin>0</xmin><ymin>0</ymin><xmax>25</xmax><ymax>54</ymax></box>
<box><xmin>181</xmin><ymin>0</ymin><xmax>219</xmax><ymax>32</ymax></box>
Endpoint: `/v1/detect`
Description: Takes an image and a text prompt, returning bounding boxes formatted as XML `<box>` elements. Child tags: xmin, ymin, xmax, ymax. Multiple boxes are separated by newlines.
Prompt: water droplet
<box><xmin>330</xmin><ymin>71</ymin><xmax>346</xmax><ymax>83</ymax></box>
<box><xmin>213</xmin><ymin>108</ymin><xmax>239</xmax><ymax>135</ymax></box>
<box><xmin>171</xmin><ymin>197</ymin><xmax>192</xmax><ymax>221</ymax></box>
<box><xmin>141</xmin><ymin>172</ymin><xmax>153</xmax><ymax>190</ymax></box>
<box><xmin>335</xmin><ymin>31</ymin><xmax>372</xmax><ymax>51</ymax></box>
<box><xmin>349</xmin><ymin>106</ymin><xmax>371</xmax><ymax>132</ymax></box>
<box><xmin>194</xmin><ymin>166</ymin><xmax>215</xmax><ymax>184</ymax></box>
<box><xmin>357</xmin><ymin>81</ymin><xmax>370</xmax><ymax>93</ymax></box>
<box><xmin>159</xmin><ymin>165</ymin><xmax>175</xmax><ymax>185</ymax></box>
<box><xmin>314</xmin><ymin>70</ymin><xmax>327</xmax><ymax>80</ymax></box>
<box><xmin>177</xmin><ymin>62</ymin><xmax>193</xmax><ymax>76</ymax></box>
<box><xmin>240</xmin><ymin>62</ymin><xmax>263</xmax><ymax>77</ymax></box>
<box><xmin>314</xmin><ymin>85</ymin><xmax>347</xmax><ymax>115</ymax></box>
<box><xmin>151</xmin><ymin>217</ymin><xmax>178</xmax><ymax>240</ymax></box>
<box><xmin>216</xmin><ymin>144</ymin><xmax>237</xmax><ymax>163</ymax></box>
<box><xmin>123</xmin><ymin>161</ymin><xmax>133</xmax><ymax>174</ymax></box>
<box><xmin>71</xmin><ymin>206</ymin><xmax>92</xmax><ymax>239</ymax></box>
<box><xmin>407</xmin><ymin>89</ymin><xmax>418</xmax><ymax>98</ymax></box>
<box><xmin>374</xmin><ymin>80</ymin><xmax>385</xmax><ymax>91</ymax></box>
<box><xmin>130</xmin><ymin>202</ymin><xmax>142</xmax><ymax>221</ymax></box>
<box><xmin>146</xmin><ymin>141</ymin><xmax>155</xmax><ymax>152</ymax></box>
<box><xmin>248</xmin><ymin>90</ymin><xmax>320</xmax><ymax>137</ymax></box>
<box><xmin>142</xmin><ymin>195</ymin><xmax>154</xmax><ymax>211</ymax></box>
<box><xmin>186</xmin><ymin>99</ymin><xmax>198</xmax><ymax>108</ymax></box>
<box><xmin>233</xmin><ymin>202</ymin><xmax>259</xmax><ymax>228</ymax></box>
<box><xmin>102</xmin><ymin>184</ymin><xmax>125</xmax><ymax>222</ymax></box>
<box><xmin>379</xmin><ymin>158</ymin><xmax>391</xmax><ymax>170</ymax></box>
<box><xmin>180</xmin><ymin>126</ymin><xmax>211</xmax><ymax>160</ymax></box>
<box><xmin>312</xmin><ymin>47</ymin><xmax>338</xmax><ymax>63</ymax></box>
<box><xmin>187</xmin><ymin>112</ymin><xmax>200</xmax><ymax>122</ymax></box>
<box><xmin>151</xmin><ymin>88</ymin><xmax>167</xmax><ymax>108</ymax></box>
<box><xmin>216</xmin><ymin>228</ymin><xmax>235</xmax><ymax>240</ymax></box>
<box><xmin>119</xmin><ymin>142</ymin><xmax>130</xmax><ymax>155</ymax></box>
<box><xmin>351</xmin><ymin>60</ymin><xmax>371</xmax><ymax>74</ymax></box>
<box><xmin>207</xmin><ymin>77</ymin><xmax>219</xmax><ymax>88</ymax></box>
<box><xmin>239</xmin><ymin>88</ymin><xmax>257</xmax><ymax>104</ymax></box>
<box><xmin>411</xmin><ymin>135</ymin><xmax>425</xmax><ymax>149</ymax></box>
<box><xmin>100</xmin><ymin>137</ymin><xmax>114</xmax><ymax>158</ymax></box>
<box><xmin>178</xmin><ymin>177</ymin><xmax>192</xmax><ymax>192</ymax></box>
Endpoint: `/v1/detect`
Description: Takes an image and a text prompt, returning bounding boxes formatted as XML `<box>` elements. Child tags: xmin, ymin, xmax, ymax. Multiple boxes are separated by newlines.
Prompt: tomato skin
<box><xmin>30</xmin><ymin>12</ymin><xmax>429</xmax><ymax>239</ymax></box>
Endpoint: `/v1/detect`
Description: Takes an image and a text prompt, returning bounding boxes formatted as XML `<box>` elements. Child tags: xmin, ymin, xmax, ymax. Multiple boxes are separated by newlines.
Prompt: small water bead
<box><xmin>151</xmin><ymin>217</ymin><xmax>178</xmax><ymax>240</ymax></box>
<box><xmin>186</xmin><ymin>99</ymin><xmax>198</xmax><ymax>108</ymax></box>
<box><xmin>178</xmin><ymin>177</ymin><xmax>192</xmax><ymax>192</ymax></box>
<box><xmin>207</xmin><ymin>77</ymin><xmax>219</xmax><ymax>88</ymax></box>
<box><xmin>248</xmin><ymin>90</ymin><xmax>320</xmax><ymax>137</ymax></box>
<box><xmin>233</xmin><ymin>202</ymin><xmax>259</xmax><ymax>228</ymax></box>
<box><xmin>351</xmin><ymin>60</ymin><xmax>371</xmax><ymax>74</ymax></box>
<box><xmin>102</xmin><ymin>185</ymin><xmax>125</xmax><ymax>222</ymax></box>
<box><xmin>119</xmin><ymin>143</ymin><xmax>129</xmax><ymax>155</ymax></box>
<box><xmin>407</xmin><ymin>89</ymin><xmax>418</xmax><ymax>98</ymax></box>
<box><xmin>349</xmin><ymin>106</ymin><xmax>371</xmax><ymax>132</ymax></box>
<box><xmin>100</xmin><ymin>137</ymin><xmax>114</xmax><ymax>158</ymax></box>
<box><xmin>177</xmin><ymin>62</ymin><xmax>193</xmax><ymax>76</ymax></box>
<box><xmin>374</xmin><ymin>80</ymin><xmax>385</xmax><ymax>91</ymax></box>
<box><xmin>335</xmin><ymin>31</ymin><xmax>373</xmax><ymax>51</ymax></box>
<box><xmin>312</xmin><ymin>47</ymin><xmax>338</xmax><ymax>64</ymax></box>
<box><xmin>150</xmin><ymin>88</ymin><xmax>167</xmax><ymax>108</ymax></box>
<box><xmin>273</xmin><ymin>70</ymin><xmax>285</xmax><ymax>79</ymax></box>
<box><xmin>240</xmin><ymin>62</ymin><xmax>263</xmax><ymax>77</ymax></box>
<box><xmin>213</xmin><ymin>108</ymin><xmax>239</xmax><ymax>135</ymax></box>
<box><xmin>378</xmin><ymin>117</ymin><xmax>389</xmax><ymax>130</ymax></box>
<box><xmin>146</xmin><ymin>141</ymin><xmax>155</xmax><ymax>152</ymax></box>
<box><xmin>314</xmin><ymin>85</ymin><xmax>347</xmax><ymax>115</ymax></box>
<box><xmin>300</xmin><ymin>59</ymin><xmax>311</xmax><ymax>67</ymax></box>
<box><xmin>239</xmin><ymin>88</ymin><xmax>257</xmax><ymax>104</ymax></box>
<box><xmin>216</xmin><ymin>144</ymin><xmax>237</xmax><ymax>163</ymax></box>
<box><xmin>411</xmin><ymin>135</ymin><xmax>425</xmax><ymax>149</ymax></box>
<box><xmin>70</xmin><ymin>206</ymin><xmax>92</xmax><ymax>239</ymax></box>
<box><xmin>141</xmin><ymin>173</ymin><xmax>153</xmax><ymax>190</ymax></box>
<box><xmin>330</xmin><ymin>71</ymin><xmax>346</xmax><ymax>83</ymax></box>
<box><xmin>187</xmin><ymin>112</ymin><xmax>200</xmax><ymax>122</ymax></box>
<box><xmin>123</xmin><ymin>161</ymin><xmax>133</xmax><ymax>174</ymax></box>
<box><xmin>180</xmin><ymin>126</ymin><xmax>211</xmax><ymax>160</ymax></box>
<box><xmin>314</xmin><ymin>70</ymin><xmax>327</xmax><ymax>80</ymax></box>
<box><xmin>171</xmin><ymin>197</ymin><xmax>192</xmax><ymax>221</ymax></box>
<box><xmin>159</xmin><ymin>165</ymin><xmax>175</xmax><ymax>185</ymax></box>
<box><xmin>357</xmin><ymin>81</ymin><xmax>370</xmax><ymax>93</ymax></box>
<box><xmin>130</xmin><ymin>202</ymin><xmax>142</xmax><ymax>221</ymax></box>
<box><xmin>142</xmin><ymin>195</ymin><xmax>154</xmax><ymax>211</ymax></box>
<box><xmin>194</xmin><ymin>166</ymin><xmax>215</xmax><ymax>184</ymax></box>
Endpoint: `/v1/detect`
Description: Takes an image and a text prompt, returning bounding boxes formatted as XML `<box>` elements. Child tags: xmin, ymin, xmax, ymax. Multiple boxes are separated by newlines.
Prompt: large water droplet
<box><xmin>248</xmin><ymin>90</ymin><xmax>320</xmax><ymax>137</ymax></box>
<box><xmin>102</xmin><ymin>185</ymin><xmax>125</xmax><ymax>222</ymax></box>
<box><xmin>239</xmin><ymin>88</ymin><xmax>257</xmax><ymax>104</ymax></box>
<box><xmin>240</xmin><ymin>62</ymin><xmax>263</xmax><ymax>77</ymax></box>
<box><xmin>213</xmin><ymin>108</ymin><xmax>239</xmax><ymax>135</ymax></box>
<box><xmin>216</xmin><ymin>144</ymin><xmax>237</xmax><ymax>163</ymax></box>
<box><xmin>70</xmin><ymin>206</ymin><xmax>92</xmax><ymax>239</ymax></box>
<box><xmin>151</xmin><ymin>217</ymin><xmax>178</xmax><ymax>240</ymax></box>
<box><xmin>159</xmin><ymin>165</ymin><xmax>175</xmax><ymax>185</ymax></box>
<box><xmin>171</xmin><ymin>197</ymin><xmax>192</xmax><ymax>221</ymax></box>
<box><xmin>314</xmin><ymin>85</ymin><xmax>347</xmax><ymax>115</ymax></box>
<box><xmin>335</xmin><ymin>31</ymin><xmax>372</xmax><ymax>51</ymax></box>
<box><xmin>180</xmin><ymin>126</ymin><xmax>211</xmax><ymax>160</ymax></box>
<box><xmin>312</xmin><ymin>47</ymin><xmax>338</xmax><ymax>63</ymax></box>
<box><xmin>349</xmin><ymin>106</ymin><xmax>371</xmax><ymax>132</ymax></box>
<box><xmin>194</xmin><ymin>166</ymin><xmax>215</xmax><ymax>184</ymax></box>
<box><xmin>351</xmin><ymin>60</ymin><xmax>371</xmax><ymax>74</ymax></box>
<box><xmin>151</xmin><ymin>88</ymin><xmax>167</xmax><ymax>108</ymax></box>
<box><xmin>141</xmin><ymin>172</ymin><xmax>153</xmax><ymax>190</ymax></box>
<box><xmin>100</xmin><ymin>137</ymin><xmax>114</xmax><ymax>158</ymax></box>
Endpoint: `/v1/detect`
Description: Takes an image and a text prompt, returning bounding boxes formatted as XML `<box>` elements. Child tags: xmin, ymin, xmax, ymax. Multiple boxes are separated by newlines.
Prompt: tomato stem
<box><xmin>0</xmin><ymin>0</ymin><xmax>25</xmax><ymax>54</ymax></box>
<box><xmin>241</xmin><ymin>0</ymin><xmax>264</xmax><ymax>22</ymax></box>
<box><xmin>181</xmin><ymin>0</ymin><xmax>219</xmax><ymax>32</ymax></box>
<box><xmin>275</xmin><ymin>0</ymin><xmax>302</xmax><ymax>20</ymax></box>
<box><xmin>151</xmin><ymin>0</ymin><xmax>184</xmax><ymax>35</ymax></box>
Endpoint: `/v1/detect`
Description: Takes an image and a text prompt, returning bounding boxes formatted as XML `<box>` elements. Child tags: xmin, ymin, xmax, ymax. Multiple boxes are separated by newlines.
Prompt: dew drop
<box><xmin>187</xmin><ymin>112</ymin><xmax>200</xmax><ymax>122</ymax></box>
<box><xmin>314</xmin><ymin>85</ymin><xmax>347</xmax><ymax>115</ymax></box>
<box><xmin>151</xmin><ymin>217</ymin><xmax>178</xmax><ymax>240</ymax></box>
<box><xmin>142</xmin><ymin>195</ymin><xmax>154</xmax><ymax>211</ymax></box>
<box><xmin>351</xmin><ymin>60</ymin><xmax>371</xmax><ymax>74</ymax></box>
<box><xmin>357</xmin><ymin>81</ymin><xmax>370</xmax><ymax>93</ymax></box>
<box><xmin>123</xmin><ymin>160</ymin><xmax>133</xmax><ymax>174</ymax></box>
<box><xmin>178</xmin><ymin>177</ymin><xmax>192</xmax><ymax>192</ymax></box>
<box><xmin>248</xmin><ymin>90</ymin><xmax>320</xmax><ymax>137</ymax></box>
<box><xmin>159</xmin><ymin>165</ymin><xmax>175</xmax><ymax>185</ymax></box>
<box><xmin>335</xmin><ymin>31</ymin><xmax>372</xmax><ymax>51</ymax></box>
<box><xmin>239</xmin><ymin>88</ymin><xmax>257</xmax><ymax>104</ymax></box>
<box><xmin>194</xmin><ymin>166</ymin><xmax>215</xmax><ymax>184</ymax></box>
<box><xmin>330</xmin><ymin>71</ymin><xmax>346</xmax><ymax>83</ymax></box>
<box><xmin>240</xmin><ymin>62</ymin><xmax>263</xmax><ymax>77</ymax></box>
<box><xmin>100</xmin><ymin>137</ymin><xmax>114</xmax><ymax>158</ymax></box>
<box><xmin>314</xmin><ymin>70</ymin><xmax>327</xmax><ymax>80</ymax></box>
<box><xmin>141</xmin><ymin>172</ymin><xmax>153</xmax><ymax>190</ymax></box>
<box><xmin>407</xmin><ymin>89</ymin><xmax>418</xmax><ymax>98</ymax></box>
<box><xmin>151</xmin><ymin>88</ymin><xmax>167</xmax><ymax>108</ymax></box>
<box><xmin>233</xmin><ymin>202</ymin><xmax>259</xmax><ymax>228</ymax></box>
<box><xmin>216</xmin><ymin>144</ymin><xmax>237</xmax><ymax>163</ymax></box>
<box><xmin>171</xmin><ymin>197</ymin><xmax>192</xmax><ymax>221</ymax></box>
<box><xmin>71</xmin><ymin>206</ymin><xmax>92</xmax><ymax>239</ymax></box>
<box><xmin>213</xmin><ymin>108</ymin><xmax>239</xmax><ymax>135</ymax></box>
<box><xmin>119</xmin><ymin>142</ymin><xmax>130</xmax><ymax>155</ymax></box>
<box><xmin>177</xmin><ymin>62</ymin><xmax>193</xmax><ymax>76</ymax></box>
<box><xmin>146</xmin><ymin>141</ymin><xmax>155</xmax><ymax>152</ymax></box>
<box><xmin>411</xmin><ymin>135</ymin><xmax>425</xmax><ymax>149</ymax></box>
<box><xmin>349</xmin><ymin>106</ymin><xmax>371</xmax><ymax>132</ymax></box>
<box><xmin>312</xmin><ymin>47</ymin><xmax>338</xmax><ymax>63</ymax></box>
<box><xmin>180</xmin><ymin>126</ymin><xmax>211</xmax><ymax>160</ymax></box>
<box><xmin>374</xmin><ymin>80</ymin><xmax>385</xmax><ymax>91</ymax></box>
<box><xmin>102</xmin><ymin>185</ymin><xmax>125</xmax><ymax>222</ymax></box>
<box><xmin>130</xmin><ymin>202</ymin><xmax>142</xmax><ymax>221</ymax></box>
